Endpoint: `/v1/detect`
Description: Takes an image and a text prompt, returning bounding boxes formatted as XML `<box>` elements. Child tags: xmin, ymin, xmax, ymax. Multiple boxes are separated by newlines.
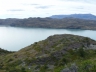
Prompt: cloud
<box><xmin>58</xmin><ymin>0</ymin><xmax>96</xmax><ymax>4</ymax></box>
<box><xmin>22</xmin><ymin>3</ymin><xmax>40</xmax><ymax>6</ymax></box>
<box><xmin>30</xmin><ymin>4</ymin><xmax>40</xmax><ymax>5</ymax></box>
<box><xmin>7</xmin><ymin>9</ymin><xmax>24</xmax><ymax>11</ymax></box>
<box><xmin>35</xmin><ymin>5</ymin><xmax>54</xmax><ymax>9</ymax></box>
<box><xmin>22</xmin><ymin>3</ymin><xmax>52</xmax><ymax>9</ymax></box>
<box><xmin>35</xmin><ymin>6</ymin><xmax>50</xmax><ymax>9</ymax></box>
<box><xmin>0</xmin><ymin>0</ymin><xmax>96</xmax><ymax>18</ymax></box>
<box><xmin>77</xmin><ymin>6</ymin><xmax>84</xmax><ymax>9</ymax></box>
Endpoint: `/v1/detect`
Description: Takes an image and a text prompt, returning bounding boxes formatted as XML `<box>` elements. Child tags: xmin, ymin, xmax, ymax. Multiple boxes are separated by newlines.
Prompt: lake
<box><xmin>0</xmin><ymin>26</ymin><xmax>96</xmax><ymax>51</ymax></box>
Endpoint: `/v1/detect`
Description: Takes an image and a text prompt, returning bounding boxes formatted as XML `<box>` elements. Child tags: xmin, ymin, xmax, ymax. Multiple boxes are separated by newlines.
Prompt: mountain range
<box><xmin>0</xmin><ymin>17</ymin><xmax>96</xmax><ymax>30</ymax></box>
<box><xmin>0</xmin><ymin>14</ymin><xmax>96</xmax><ymax>72</ymax></box>
<box><xmin>50</xmin><ymin>14</ymin><xmax>96</xmax><ymax>20</ymax></box>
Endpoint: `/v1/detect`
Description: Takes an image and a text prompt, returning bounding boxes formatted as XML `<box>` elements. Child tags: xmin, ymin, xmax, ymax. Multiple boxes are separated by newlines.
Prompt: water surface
<box><xmin>0</xmin><ymin>26</ymin><xmax>96</xmax><ymax>51</ymax></box>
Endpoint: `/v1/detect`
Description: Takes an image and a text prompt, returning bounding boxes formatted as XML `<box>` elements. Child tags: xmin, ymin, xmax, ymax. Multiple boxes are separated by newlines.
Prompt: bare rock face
<box><xmin>61</xmin><ymin>64</ymin><xmax>78</xmax><ymax>72</ymax></box>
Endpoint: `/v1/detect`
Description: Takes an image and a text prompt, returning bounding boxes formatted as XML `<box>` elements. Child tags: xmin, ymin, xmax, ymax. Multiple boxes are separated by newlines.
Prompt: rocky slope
<box><xmin>0</xmin><ymin>34</ymin><xmax>96</xmax><ymax>72</ymax></box>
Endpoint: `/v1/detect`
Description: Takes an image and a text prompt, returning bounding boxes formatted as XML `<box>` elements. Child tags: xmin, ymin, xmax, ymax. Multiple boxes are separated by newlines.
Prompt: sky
<box><xmin>0</xmin><ymin>0</ymin><xmax>96</xmax><ymax>18</ymax></box>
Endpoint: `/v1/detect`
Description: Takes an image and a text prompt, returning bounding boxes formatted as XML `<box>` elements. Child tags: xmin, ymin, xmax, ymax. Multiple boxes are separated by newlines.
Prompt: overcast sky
<box><xmin>0</xmin><ymin>0</ymin><xmax>96</xmax><ymax>18</ymax></box>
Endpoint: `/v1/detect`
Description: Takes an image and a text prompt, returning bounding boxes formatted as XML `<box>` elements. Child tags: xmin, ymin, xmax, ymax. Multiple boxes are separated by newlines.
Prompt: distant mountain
<box><xmin>50</xmin><ymin>14</ymin><xmax>96</xmax><ymax>20</ymax></box>
<box><xmin>1</xmin><ymin>17</ymin><xmax>96</xmax><ymax>30</ymax></box>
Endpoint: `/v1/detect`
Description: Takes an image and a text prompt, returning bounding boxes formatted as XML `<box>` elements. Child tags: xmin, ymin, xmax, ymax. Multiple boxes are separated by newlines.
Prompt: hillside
<box><xmin>50</xmin><ymin>14</ymin><xmax>96</xmax><ymax>20</ymax></box>
<box><xmin>0</xmin><ymin>34</ymin><xmax>96</xmax><ymax>72</ymax></box>
<box><xmin>0</xmin><ymin>48</ymin><xmax>13</xmax><ymax>55</ymax></box>
<box><xmin>0</xmin><ymin>18</ymin><xmax>96</xmax><ymax>30</ymax></box>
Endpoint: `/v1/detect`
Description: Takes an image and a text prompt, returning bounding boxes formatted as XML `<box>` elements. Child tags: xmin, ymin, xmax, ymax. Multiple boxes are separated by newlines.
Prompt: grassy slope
<box><xmin>0</xmin><ymin>34</ymin><xmax>96</xmax><ymax>72</ymax></box>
